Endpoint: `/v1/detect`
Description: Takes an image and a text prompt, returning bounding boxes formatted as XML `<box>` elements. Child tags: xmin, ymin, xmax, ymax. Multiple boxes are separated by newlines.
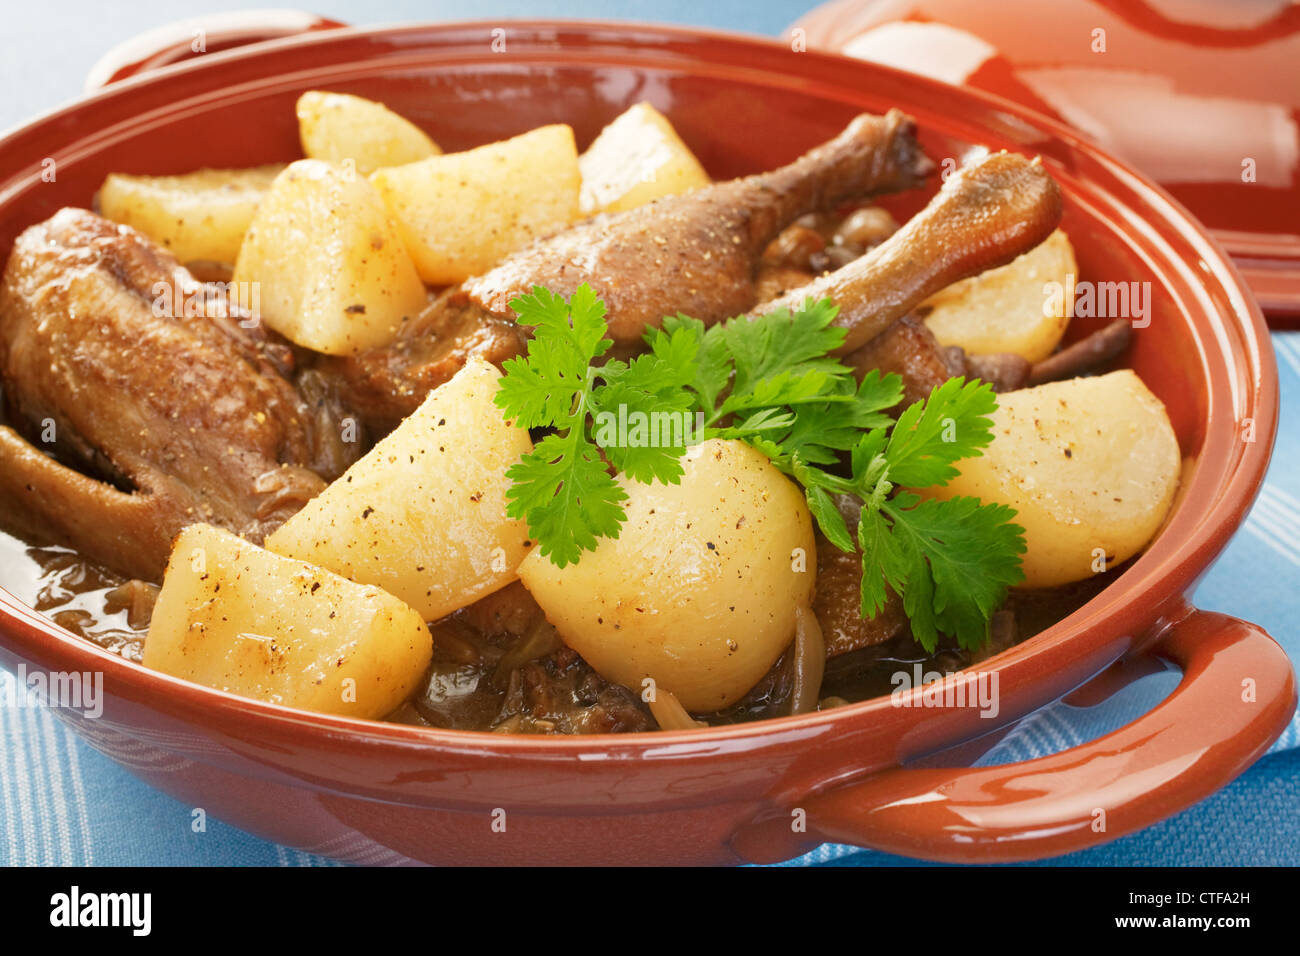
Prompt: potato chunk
<box><xmin>297</xmin><ymin>90</ymin><xmax>440</xmax><ymax>175</ymax></box>
<box><xmin>925</xmin><ymin>370</ymin><xmax>1180</xmax><ymax>588</ymax></box>
<box><xmin>518</xmin><ymin>439</ymin><xmax>816</xmax><ymax>712</ymax></box>
<box><xmin>578</xmin><ymin>102</ymin><xmax>711</xmax><ymax>215</ymax></box>
<box><xmin>232</xmin><ymin>159</ymin><xmax>428</xmax><ymax>356</ymax></box>
<box><xmin>266</xmin><ymin>356</ymin><xmax>533</xmax><ymax>620</ymax></box>
<box><xmin>922</xmin><ymin>229</ymin><xmax>1077</xmax><ymax>362</ymax></box>
<box><xmin>371</xmin><ymin>124</ymin><xmax>580</xmax><ymax>284</ymax></box>
<box><xmin>98</xmin><ymin>165</ymin><xmax>284</xmax><ymax>268</ymax></box>
<box><xmin>143</xmin><ymin>524</ymin><xmax>431</xmax><ymax>719</ymax></box>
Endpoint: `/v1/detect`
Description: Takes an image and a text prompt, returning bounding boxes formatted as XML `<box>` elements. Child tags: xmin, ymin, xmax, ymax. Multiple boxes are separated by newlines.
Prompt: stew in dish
<box><xmin>0</xmin><ymin>94</ymin><xmax>1180</xmax><ymax>732</ymax></box>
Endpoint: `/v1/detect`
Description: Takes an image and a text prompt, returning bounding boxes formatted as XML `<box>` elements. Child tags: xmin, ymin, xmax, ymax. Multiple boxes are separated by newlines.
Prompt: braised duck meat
<box><xmin>960</xmin><ymin>348</ymin><xmax>1032</xmax><ymax>392</ymax></box>
<box><xmin>0</xmin><ymin>208</ymin><xmax>356</xmax><ymax>581</ymax></box>
<box><xmin>844</xmin><ymin>316</ymin><xmax>966</xmax><ymax>407</ymax></box>
<box><xmin>465</xmin><ymin>109</ymin><xmax>930</xmax><ymax>344</ymax></box>
<box><xmin>837</xmin><ymin>316</ymin><xmax>1029</xmax><ymax>406</ymax></box>
<box><xmin>317</xmin><ymin>288</ymin><xmax>525</xmax><ymax>436</ymax></box>
<box><xmin>322</xmin><ymin>110</ymin><xmax>929</xmax><ymax>432</ymax></box>
<box><xmin>1027</xmin><ymin>318</ymin><xmax>1133</xmax><ymax>385</ymax></box>
<box><xmin>758</xmin><ymin>151</ymin><xmax>1063</xmax><ymax>354</ymax></box>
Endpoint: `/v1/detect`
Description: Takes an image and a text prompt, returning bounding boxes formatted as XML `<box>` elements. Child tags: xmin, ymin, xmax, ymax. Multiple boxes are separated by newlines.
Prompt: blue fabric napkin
<box><xmin>2</xmin><ymin>332</ymin><xmax>1297</xmax><ymax>866</ymax></box>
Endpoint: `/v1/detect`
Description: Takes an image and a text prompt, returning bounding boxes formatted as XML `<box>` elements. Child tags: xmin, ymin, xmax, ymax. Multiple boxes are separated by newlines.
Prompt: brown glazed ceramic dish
<box><xmin>0</xmin><ymin>19</ymin><xmax>1292</xmax><ymax>865</ymax></box>
<box><xmin>791</xmin><ymin>0</ymin><xmax>1300</xmax><ymax>320</ymax></box>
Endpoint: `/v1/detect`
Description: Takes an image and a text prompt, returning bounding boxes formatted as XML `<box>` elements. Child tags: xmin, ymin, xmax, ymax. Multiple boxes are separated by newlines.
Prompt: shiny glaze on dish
<box><xmin>0</xmin><ymin>20</ymin><xmax>1289</xmax><ymax>864</ymax></box>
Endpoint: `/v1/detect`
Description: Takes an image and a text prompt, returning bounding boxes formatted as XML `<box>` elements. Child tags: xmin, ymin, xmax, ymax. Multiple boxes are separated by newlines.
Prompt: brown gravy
<box><xmin>0</xmin><ymin>527</ymin><xmax>1114</xmax><ymax>731</ymax></box>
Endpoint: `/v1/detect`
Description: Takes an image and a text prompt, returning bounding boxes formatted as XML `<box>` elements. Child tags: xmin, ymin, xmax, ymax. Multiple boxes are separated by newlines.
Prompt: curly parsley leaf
<box><xmin>883</xmin><ymin>375</ymin><xmax>1000</xmax><ymax>488</ymax></box>
<box><xmin>654</xmin><ymin>314</ymin><xmax>731</xmax><ymax>415</ymax></box>
<box><xmin>494</xmin><ymin>284</ymin><xmax>627</xmax><ymax>567</ymax></box>
<box><xmin>495</xmin><ymin>285</ymin><xmax>611</xmax><ymax>429</ymax></box>
<box><xmin>506</xmin><ymin>433</ymin><xmax>628</xmax><ymax>568</ymax></box>
<box><xmin>880</xmin><ymin>492</ymin><xmax>1026</xmax><ymax>652</ymax></box>
<box><xmin>590</xmin><ymin>352</ymin><xmax>697</xmax><ymax>485</ymax></box>
<box><xmin>721</xmin><ymin>297</ymin><xmax>848</xmax><ymax>395</ymax></box>
<box><xmin>776</xmin><ymin>370</ymin><xmax>902</xmax><ymax>466</ymax></box>
<box><xmin>847</xmin><ymin>379</ymin><xmax>1026</xmax><ymax>652</ymax></box>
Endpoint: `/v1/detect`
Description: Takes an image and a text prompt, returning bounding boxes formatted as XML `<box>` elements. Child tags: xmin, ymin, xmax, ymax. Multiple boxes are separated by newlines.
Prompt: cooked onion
<box><xmin>788</xmin><ymin>603</ymin><xmax>826</xmax><ymax>716</ymax></box>
<box><xmin>428</xmin><ymin>621</ymin><xmax>481</xmax><ymax>665</ymax></box>
<box><xmin>490</xmin><ymin>714</ymin><xmax>525</xmax><ymax>734</ymax></box>
<box><xmin>103</xmin><ymin>579</ymin><xmax>159</xmax><ymax>629</ymax></box>
<box><xmin>493</xmin><ymin>617</ymin><xmax>563</xmax><ymax>681</ymax></box>
<box><xmin>649</xmin><ymin>688</ymin><xmax>707</xmax><ymax>731</ymax></box>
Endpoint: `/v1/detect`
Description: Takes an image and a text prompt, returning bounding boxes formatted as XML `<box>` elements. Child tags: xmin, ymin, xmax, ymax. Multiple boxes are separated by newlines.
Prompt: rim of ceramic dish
<box><xmin>0</xmin><ymin>18</ymin><xmax>1278</xmax><ymax>757</ymax></box>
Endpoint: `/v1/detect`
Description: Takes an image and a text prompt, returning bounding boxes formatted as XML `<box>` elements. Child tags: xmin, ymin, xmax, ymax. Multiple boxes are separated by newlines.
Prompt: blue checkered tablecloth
<box><xmin>0</xmin><ymin>1</ymin><xmax>1296</xmax><ymax>867</ymax></box>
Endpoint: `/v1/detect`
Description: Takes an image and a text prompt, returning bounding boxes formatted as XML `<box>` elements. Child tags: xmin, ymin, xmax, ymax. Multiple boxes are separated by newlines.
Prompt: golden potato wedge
<box><xmin>97</xmin><ymin>165</ymin><xmax>284</xmax><ymax>268</ymax></box>
<box><xmin>925</xmin><ymin>370</ymin><xmax>1180</xmax><ymax>588</ymax></box>
<box><xmin>371</xmin><ymin>124</ymin><xmax>581</xmax><ymax>284</ymax></box>
<box><xmin>143</xmin><ymin>524</ymin><xmax>431</xmax><ymax>719</ymax></box>
<box><xmin>578</xmin><ymin>102</ymin><xmax>711</xmax><ymax>215</ymax></box>
<box><xmin>232</xmin><ymin>159</ymin><xmax>428</xmax><ymax>356</ymax></box>
<box><xmin>922</xmin><ymin>229</ymin><xmax>1078</xmax><ymax>362</ymax></box>
<box><xmin>297</xmin><ymin>90</ymin><xmax>440</xmax><ymax>175</ymax></box>
<box><xmin>518</xmin><ymin>438</ymin><xmax>816</xmax><ymax>712</ymax></box>
<box><xmin>266</xmin><ymin>356</ymin><xmax>533</xmax><ymax>621</ymax></box>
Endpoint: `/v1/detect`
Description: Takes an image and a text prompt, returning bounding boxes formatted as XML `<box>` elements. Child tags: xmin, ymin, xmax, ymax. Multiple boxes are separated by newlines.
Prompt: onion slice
<box><xmin>649</xmin><ymin>687</ymin><xmax>707</xmax><ymax>731</ymax></box>
<box><xmin>789</xmin><ymin>603</ymin><xmax>826</xmax><ymax>716</ymax></box>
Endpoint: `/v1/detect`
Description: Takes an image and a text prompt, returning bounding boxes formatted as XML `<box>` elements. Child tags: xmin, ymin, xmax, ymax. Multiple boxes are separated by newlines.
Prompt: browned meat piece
<box><xmin>759</xmin><ymin>151</ymin><xmax>1063</xmax><ymax>354</ymax></box>
<box><xmin>754</xmin><ymin>264</ymin><xmax>817</xmax><ymax>303</ymax></box>
<box><xmin>458</xmin><ymin>579</ymin><xmax>546</xmax><ymax>640</ymax></box>
<box><xmin>845</xmin><ymin>323</ymin><xmax>1029</xmax><ymax>405</ymax></box>
<box><xmin>1028</xmin><ymin>318</ymin><xmax>1133</xmax><ymax>386</ymax></box>
<box><xmin>762</xmin><ymin>223</ymin><xmax>827</xmax><ymax>272</ymax></box>
<box><xmin>294</xmin><ymin>367</ymin><xmax>370</xmax><ymax>476</ymax></box>
<box><xmin>815</xmin><ymin>537</ymin><xmax>908</xmax><ymax>657</ymax></box>
<box><xmin>0</xmin><ymin>208</ymin><xmax>354</xmax><ymax>581</ymax></box>
<box><xmin>317</xmin><ymin>287</ymin><xmax>525</xmax><ymax>435</ymax></box>
<box><xmin>465</xmin><ymin>110</ymin><xmax>930</xmax><ymax>343</ymax></box>
<box><xmin>495</xmin><ymin>645</ymin><xmax>655</xmax><ymax>735</ymax></box>
<box><xmin>956</xmin><ymin>348</ymin><xmax>1032</xmax><ymax>392</ymax></box>
<box><xmin>843</xmin><ymin>316</ymin><xmax>965</xmax><ymax>406</ymax></box>
<box><xmin>411</xmin><ymin>584</ymin><xmax>654</xmax><ymax>734</ymax></box>
<box><xmin>810</xmin><ymin>495</ymin><xmax>908</xmax><ymax>658</ymax></box>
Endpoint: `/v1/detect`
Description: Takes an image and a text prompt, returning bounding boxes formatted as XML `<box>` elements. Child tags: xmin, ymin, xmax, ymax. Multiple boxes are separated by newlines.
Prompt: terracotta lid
<box><xmin>792</xmin><ymin>0</ymin><xmax>1300</xmax><ymax>318</ymax></box>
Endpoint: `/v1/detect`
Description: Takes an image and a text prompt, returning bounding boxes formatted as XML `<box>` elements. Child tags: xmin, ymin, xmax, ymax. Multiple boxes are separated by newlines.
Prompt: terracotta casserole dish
<box><xmin>0</xmin><ymin>19</ymin><xmax>1292</xmax><ymax>866</ymax></box>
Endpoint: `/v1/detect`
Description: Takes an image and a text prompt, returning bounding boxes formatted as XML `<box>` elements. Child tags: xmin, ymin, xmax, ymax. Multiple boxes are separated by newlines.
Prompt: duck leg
<box><xmin>758</xmin><ymin>151</ymin><xmax>1063</xmax><ymax>354</ymax></box>
<box><xmin>466</xmin><ymin>109</ymin><xmax>931</xmax><ymax>343</ymax></box>
<box><xmin>322</xmin><ymin>110</ymin><xmax>931</xmax><ymax>432</ymax></box>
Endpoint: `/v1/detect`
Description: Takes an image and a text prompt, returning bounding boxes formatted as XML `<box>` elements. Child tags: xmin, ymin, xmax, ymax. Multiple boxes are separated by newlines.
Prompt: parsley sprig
<box><xmin>493</xmin><ymin>284</ymin><xmax>1026</xmax><ymax>651</ymax></box>
<box><xmin>495</xmin><ymin>285</ymin><xmax>693</xmax><ymax>566</ymax></box>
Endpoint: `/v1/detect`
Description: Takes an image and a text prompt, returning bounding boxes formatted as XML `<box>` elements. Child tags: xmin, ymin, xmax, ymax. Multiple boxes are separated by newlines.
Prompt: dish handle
<box><xmin>733</xmin><ymin>603</ymin><xmax>1296</xmax><ymax>863</ymax></box>
<box><xmin>84</xmin><ymin>9</ymin><xmax>347</xmax><ymax>92</ymax></box>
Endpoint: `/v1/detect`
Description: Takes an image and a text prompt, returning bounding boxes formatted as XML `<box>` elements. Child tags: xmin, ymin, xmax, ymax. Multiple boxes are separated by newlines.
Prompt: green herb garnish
<box><xmin>493</xmin><ymin>283</ymin><xmax>1025</xmax><ymax>651</ymax></box>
